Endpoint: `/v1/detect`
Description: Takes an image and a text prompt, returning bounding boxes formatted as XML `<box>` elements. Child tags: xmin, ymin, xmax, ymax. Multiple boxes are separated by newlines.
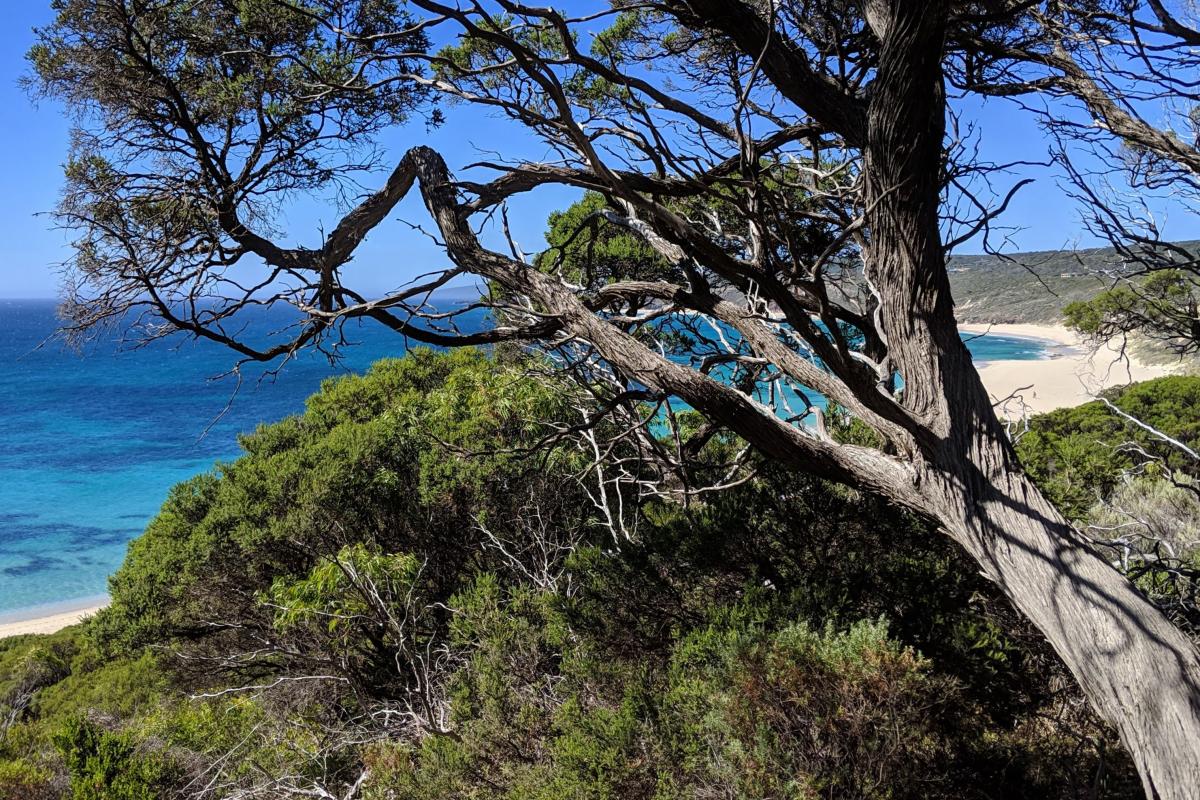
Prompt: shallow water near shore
<box><xmin>0</xmin><ymin>299</ymin><xmax>1051</xmax><ymax>615</ymax></box>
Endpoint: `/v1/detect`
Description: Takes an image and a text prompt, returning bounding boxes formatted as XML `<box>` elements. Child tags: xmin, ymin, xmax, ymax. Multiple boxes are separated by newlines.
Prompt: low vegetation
<box><xmin>3</xmin><ymin>350</ymin><xmax>1198</xmax><ymax>798</ymax></box>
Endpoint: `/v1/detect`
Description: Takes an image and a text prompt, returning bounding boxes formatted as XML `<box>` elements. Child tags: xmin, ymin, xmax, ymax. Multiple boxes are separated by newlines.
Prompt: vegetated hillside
<box><xmin>15</xmin><ymin>352</ymin><xmax>1200</xmax><ymax>799</ymax></box>
<box><xmin>6</xmin><ymin>356</ymin><xmax>1200</xmax><ymax>800</ymax></box>
<box><xmin>948</xmin><ymin>242</ymin><xmax>1199</xmax><ymax>324</ymax></box>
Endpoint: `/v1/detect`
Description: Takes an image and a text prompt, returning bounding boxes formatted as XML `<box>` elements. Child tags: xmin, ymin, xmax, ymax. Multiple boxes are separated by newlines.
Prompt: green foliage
<box><xmin>94</xmin><ymin>348</ymin><xmax>591</xmax><ymax>657</ymax></box>
<box><xmin>433</xmin><ymin>10</ymin><xmax>652</xmax><ymax>115</ymax></box>
<box><xmin>1011</xmin><ymin>376</ymin><xmax>1200</xmax><ymax>637</ymax></box>
<box><xmin>1089</xmin><ymin>476</ymin><xmax>1200</xmax><ymax>547</ymax></box>
<box><xmin>268</xmin><ymin>544</ymin><xmax>421</xmax><ymax>633</ymax></box>
<box><xmin>1085</xmin><ymin>475</ymin><xmax>1200</xmax><ymax>634</ymax></box>
<box><xmin>0</xmin><ymin>624</ymin><xmax>170</xmax><ymax>798</ymax></box>
<box><xmin>32</xmin><ymin>651</ymin><xmax>164</xmax><ymax>727</ymax></box>
<box><xmin>261</xmin><ymin>543</ymin><xmax>448</xmax><ymax>698</ymax></box>
<box><xmin>29</xmin><ymin>0</ymin><xmax>435</xmax><ymax>335</ymax></box>
<box><xmin>533</xmin><ymin>173</ymin><xmax>842</xmax><ymax>300</ymax></box>
<box><xmin>2</xmin><ymin>349</ymin><xmax>1165</xmax><ymax>799</ymax></box>
<box><xmin>54</xmin><ymin>717</ymin><xmax>178</xmax><ymax>800</ymax></box>
<box><xmin>591</xmin><ymin>11</ymin><xmax>644</xmax><ymax>62</ymax></box>
<box><xmin>663</xmin><ymin>617</ymin><xmax>953</xmax><ymax>799</ymax></box>
<box><xmin>536</xmin><ymin>192</ymin><xmax>675</xmax><ymax>288</ymax></box>
<box><xmin>358</xmin><ymin>459</ymin><xmax>1132</xmax><ymax>799</ymax></box>
<box><xmin>0</xmin><ymin>633</ymin><xmax>72</xmax><ymax>709</ymax></box>
<box><xmin>366</xmin><ymin>558</ymin><xmax>1122</xmax><ymax>800</ymax></box>
<box><xmin>1064</xmin><ymin>269</ymin><xmax>1200</xmax><ymax>356</ymax></box>
<box><xmin>1</xmin><ymin>627</ymin><xmax>160</xmax><ymax>724</ymax></box>
<box><xmin>31</xmin><ymin>0</ymin><xmax>427</xmax><ymax>184</ymax></box>
<box><xmin>0</xmin><ymin>758</ymin><xmax>58</xmax><ymax>800</ymax></box>
<box><xmin>1016</xmin><ymin>376</ymin><xmax>1200</xmax><ymax>518</ymax></box>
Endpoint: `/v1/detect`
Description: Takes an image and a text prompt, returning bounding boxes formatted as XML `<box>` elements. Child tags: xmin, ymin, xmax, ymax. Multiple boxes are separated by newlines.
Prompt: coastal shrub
<box><xmin>0</xmin><ymin>629</ymin><xmax>159</xmax><ymax>722</ymax></box>
<box><xmin>1</xmin><ymin>351</ymin><xmax>1162</xmax><ymax>799</ymax></box>
<box><xmin>0</xmin><ymin>627</ymin><xmax>172</xmax><ymax>799</ymax></box>
<box><xmin>257</xmin><ymin>543</ymin><xmax>447</xmax><ymax>700</ymax></box>
<box><xmin>93</xmin><ymin>348</ymin><xmax>597</xmax><ymax>667</ymax></box>
<box><xmin>1011</xmin><ymin>378</ymin><xmax>1200</xmax><ymax>638</ymax></box>
<box><xmin>355</xmin><ymin>459</ymin><xmax>1134</xmax><ymax>799</ymax></box>
<box><xmin>1064</xmin><ymin>268</ymin><xmax>1200</xmax><ymax>358</ymax></box>
<box><xmin>365</xmin><ymin>569</ymin><xmax>1128</xmax><ymax>800</ymax></box>
<box><xmin>0</xmin><ymin>635</ymin><xmax>72</xmax><ymax>733</ymax></box>
<box><xmin>0</xmin><ymin>758</ymin><xmax>59</xmax><ymax>800</ymax></box>
<box><xmin>1088</xmin><ymin>476</ymin><xmax>1200</xmax><ymax>552</ymax></box>
<box><xmin>661</xmin><ymin>617</ymin><xmax>955</xmax><ymax>798</ymax></box>
<box><xmin>1085</xmin><ymin>476</ymin><xmax>1200</xmax><ymax>636</ymax></box>
<box><xmin>1016</xmin><ymin>375</ymin><xmax>1200</xmax><ymax>517</ymax></box>
<box><xmin>54</xmin><ymin>716</ymin><xmax>179</xmax><ymax>800</ymax></box>
<box><xmin>33</xmin><ymin>650</ymin><xmax>165</xmax><ymax>727</ymax></box>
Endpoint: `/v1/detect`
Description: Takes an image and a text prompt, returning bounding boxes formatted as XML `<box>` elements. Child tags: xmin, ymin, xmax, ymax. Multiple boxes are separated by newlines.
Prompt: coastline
<box><xmin>959</xmin><ymin>322</ymin><xmax>1177</xmax><ymax>416</ymax></box>
<box><xmin>0</xmin><ymin>322</ymin><xmax>1174</xmax><ymax>640</ymax></box>
<box><xmin>0</xmin><ymin>596</ymin><xmax>108</xmax><ymax>640</ymax></box>
<box><xmin>959</xmin><ymin>322</ymin><xmax>1080</xmax><ymax>347</ymax></box>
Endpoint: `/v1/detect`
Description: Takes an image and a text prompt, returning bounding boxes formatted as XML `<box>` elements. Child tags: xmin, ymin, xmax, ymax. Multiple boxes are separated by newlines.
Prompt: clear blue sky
<box><xmin>1</xmin><ymin>2</ymin><xmax>1195</xmax><ymax>299</ymax></box>
<box><xmin>1</xmin><ymin>2</ymin><xmax>72</xmax><ymax>298</ymax></box>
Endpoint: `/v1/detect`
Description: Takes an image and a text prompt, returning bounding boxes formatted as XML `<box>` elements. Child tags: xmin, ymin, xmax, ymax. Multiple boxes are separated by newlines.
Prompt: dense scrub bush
<box><xmin>1083</xmin><ymin>477</ymin><xmax>1200</xmax><ymax>635</ymax></box>
<box><xmin>0</xmin><ymin>758</ymin><xmax>60</xmax><ymax>800</ymax></box>
<box><xmin>54</xmin><ymin>717</ymin><xmax>178</xmax><ymax>800</ymax></box>
<box><xmin>666</xmin><ymin>617</ymin><xmax>954</xmax><ymax>798</ymax></box>
<box><xmin>363</xmin><ymin>565</ymin><xmax>1134</xmax><ymax>800</ymax></box>
<box><xmin>1</xmin><ymin>350</ymin><xmax>1164</xmax><ymax>799</ymax></box>
<box><xmin>1088</xmin><ymin>476</ymin><xmax>1200</xmax><ymax>554</ymax></box>
<box><xmin>1014</xmin><ymin>376</ymin><xmax>1200</xmax><ymax>636</ymax></box>
<box><xmin>1016</xmin><ymin>376</ymin><xmax>1200</xmax><ymax>518</ymax></box>
<box><xmin>369</xmin><ymin>602</ymin><xmax>961</xmax><ymax>799</ymax></box>
<box><xmin>92</xmin><ymin>348</ymin><xmax>595</xmax><ymax>667</ymax></box>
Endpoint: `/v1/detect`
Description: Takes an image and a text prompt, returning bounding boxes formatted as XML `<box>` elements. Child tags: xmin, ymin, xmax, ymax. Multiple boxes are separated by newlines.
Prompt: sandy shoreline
<box><xmin>959</xmin><ymin>322</ymin><xmax>1081</xmax><ymax>347</ymax></box>
<box><xmin>959</xmin><ymin>323</ymin><xmax>1177</xmax><ymax>417</ymax></box>
<box><xmin>0</xmin><ymin>599</ymin><xmax>108</xmax><ymax>640</ymax></box>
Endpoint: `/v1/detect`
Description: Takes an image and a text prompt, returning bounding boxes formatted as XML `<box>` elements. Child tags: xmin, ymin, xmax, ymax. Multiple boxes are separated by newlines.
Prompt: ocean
<box><xmin>0</xmin><ymin>298</ymin><xmax>1050</xmax><ymax>616</ymax></box>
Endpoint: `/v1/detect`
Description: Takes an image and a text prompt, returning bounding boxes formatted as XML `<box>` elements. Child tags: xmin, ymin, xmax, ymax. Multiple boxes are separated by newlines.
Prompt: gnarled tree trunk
<box><xmin>924</xmin><ymin>439</ymin><xmax>1200</xmax><ymax>799</ymax></box>
<box><xmin>858</xmin><ymin>4</ymin><xmax>1200</xmax><ymax>796</ymax></box>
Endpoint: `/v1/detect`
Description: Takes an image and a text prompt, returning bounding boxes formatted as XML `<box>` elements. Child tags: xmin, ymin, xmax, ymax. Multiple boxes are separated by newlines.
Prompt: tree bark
<box><xmin>924</xmin><ymin>442</ymin><xmax>1200</xmax><ymax>799</ymax></box>
<box><xmin>856</xmin><ymin>4</ymin><xmax>1200</xmax><ymax>797</ymax></box>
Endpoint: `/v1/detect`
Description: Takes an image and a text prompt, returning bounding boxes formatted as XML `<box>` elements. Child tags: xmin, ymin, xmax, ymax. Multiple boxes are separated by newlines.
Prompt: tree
<box><xmin>959</xmin><ymin>2</ymin><xmax>1200</xmax><ymax>361</ymax></box>
<box><xmin>1064</xmin><ymin>269</ymin><xmax>1200</xmax><ymax>358</ymax></box>
<box><xmin>29</xmin><ymin>1</ymin><xmax>1200</xmax><ymax>796</ymax></box>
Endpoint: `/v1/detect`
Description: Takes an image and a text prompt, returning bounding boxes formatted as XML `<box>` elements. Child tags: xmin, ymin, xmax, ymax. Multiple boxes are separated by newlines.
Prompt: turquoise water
<box><xmin>0</xmin><ymin>299</ymin><xmax>1051</xmax><ymax>615</ymax></box>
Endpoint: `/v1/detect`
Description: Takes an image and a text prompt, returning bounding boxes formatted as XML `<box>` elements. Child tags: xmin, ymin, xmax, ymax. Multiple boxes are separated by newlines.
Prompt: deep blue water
<box><xmin>0</xmin><ymin>299</ymin><xmax>1051</xmax><ymax>615</ymax></box>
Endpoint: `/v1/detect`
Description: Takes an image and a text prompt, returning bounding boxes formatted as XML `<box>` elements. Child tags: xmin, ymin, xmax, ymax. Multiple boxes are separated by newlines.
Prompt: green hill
<box><xmin>946</xmin><ymin>243</ymin><xmax>1197</xmax><ymax>324</ymax></box>
<box><xmin>950</xmin><ymin>245</ymin><xmax>1120</xmax><ymax>324</ymax></box>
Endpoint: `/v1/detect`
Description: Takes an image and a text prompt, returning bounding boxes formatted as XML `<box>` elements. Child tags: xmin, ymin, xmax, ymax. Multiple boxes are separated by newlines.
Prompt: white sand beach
<box><xmin>0</xmin><ymin>600</ymin><xmax>107</xmax><ymax>639</ymax></box>
<box><xmin>959</xmin><ymin>323</ymin><xmax>1178</xmax><ymax>417</ymax></box>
